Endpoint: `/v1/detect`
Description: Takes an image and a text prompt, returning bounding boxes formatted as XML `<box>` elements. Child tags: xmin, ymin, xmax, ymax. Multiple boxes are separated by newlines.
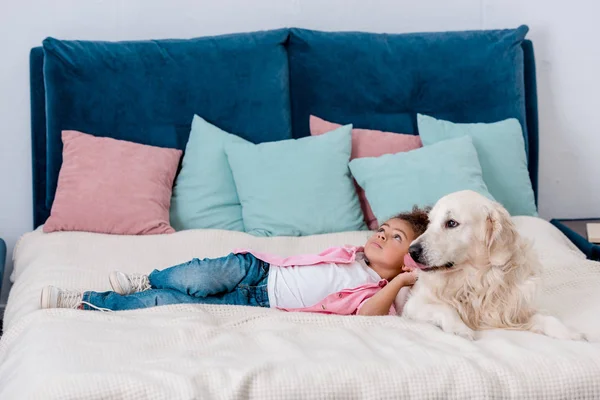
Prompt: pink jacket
<box><xmin>234</xmin><ymin>246</ymin><xmax>396</xmax><ymax>316</ymax></box>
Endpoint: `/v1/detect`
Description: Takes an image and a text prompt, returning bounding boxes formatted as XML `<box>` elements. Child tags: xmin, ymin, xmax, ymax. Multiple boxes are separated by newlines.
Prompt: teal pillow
<box><xmin>225</xmin><ymin>125</ymin><xmax>366</xmax><ymax>236</ymax></box>
<box><xmin>417</xmin><ymin>114</ymin><xmax>537</xmax><ymax>216</ymax></box>
<box><xmin>170</xmin><ymin>115</ymin><xmax>248</xmax><ymax>231</ymax></box>
<box><xmin>349</xmin><ymin>136</ymin><xmax>493</xmax><ymax>221</ymax></box>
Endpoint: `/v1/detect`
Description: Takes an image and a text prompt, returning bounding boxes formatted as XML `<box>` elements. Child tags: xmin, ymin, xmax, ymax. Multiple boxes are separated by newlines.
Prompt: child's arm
<box><xmin>358</xmin><ymin>270</ymin><xmax>418</xmax><ymax>316</ymax></box>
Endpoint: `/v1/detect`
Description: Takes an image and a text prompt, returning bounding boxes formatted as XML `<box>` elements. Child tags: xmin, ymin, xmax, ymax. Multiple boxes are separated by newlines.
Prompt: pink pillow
<box><xmin>310</xmin><ymin>115</ymin><xmax>422</xmax><ymax>229</ymax></box>
<box><xmin>44</xmin><ymin>130</ymin><xmax>182</xmax><ymax>235</ymax></box>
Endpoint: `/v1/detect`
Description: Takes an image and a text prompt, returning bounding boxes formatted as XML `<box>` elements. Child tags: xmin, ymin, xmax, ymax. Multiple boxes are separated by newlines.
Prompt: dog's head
<box><xmin>406</xmin><ymin>190</ymin><xmax>517</xmax><ymax>272</ymax></box>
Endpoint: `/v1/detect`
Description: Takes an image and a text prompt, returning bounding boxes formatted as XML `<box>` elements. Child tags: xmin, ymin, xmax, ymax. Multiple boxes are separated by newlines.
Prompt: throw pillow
<box><xmin>170</xmin><ymin>115</ymin><xmax>249</xmax><ymax>231</ymax></box>
<box><xmin>417</xmin><ymin>114</ymin><xmax>537</xmax><ymax>216</ymax></box>
<box><xmin>349</xmin><ymin>136</ymin><xmax>493</xmax><ymax>222</ymax></box>
<box><xmin>225</xmin><ymin>124</ymin><xmax>365</xmax><ymax>236</ymax></box>
<box><xmin>310</xmin><ymin>115</ymin><xmax>422</xmax><ymax>229</ymax></box>
<box><xmin>44</xmin><ymin>130</ymin><xmax>182</xmax><ymax>235</ymax></box>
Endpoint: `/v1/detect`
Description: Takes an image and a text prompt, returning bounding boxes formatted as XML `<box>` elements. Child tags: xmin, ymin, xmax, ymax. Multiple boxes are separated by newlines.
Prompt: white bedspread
<box><xmin>1</xmin><ymin>217</ymin><xmax>600</xmax><ymax>399</ymax></box>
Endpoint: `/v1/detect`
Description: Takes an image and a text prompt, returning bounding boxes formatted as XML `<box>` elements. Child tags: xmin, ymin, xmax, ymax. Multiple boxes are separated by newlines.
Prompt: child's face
<box><xmin>364</xmin><ymin>218</ymin><xmax>416</xmax><ymax>278</ymax></box>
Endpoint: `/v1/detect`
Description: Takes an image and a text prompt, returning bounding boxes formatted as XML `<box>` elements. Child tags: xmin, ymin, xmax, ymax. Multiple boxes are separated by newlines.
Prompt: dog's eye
<box><xmin>445</xmin><ymin>219</ymin><xmax>459</xmax><ymax>229</ymax></box>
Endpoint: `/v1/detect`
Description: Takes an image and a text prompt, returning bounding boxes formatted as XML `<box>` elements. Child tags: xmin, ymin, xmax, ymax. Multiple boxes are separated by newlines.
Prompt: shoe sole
<box><xmin>109</xmin><ymin>272</ymin><xmax>127</xmax><ymax>295</ymax></box>
<box><xmin>40</xmin><ymin>286</ymin><xmax>52</xmax><ymax>309</ymax></box>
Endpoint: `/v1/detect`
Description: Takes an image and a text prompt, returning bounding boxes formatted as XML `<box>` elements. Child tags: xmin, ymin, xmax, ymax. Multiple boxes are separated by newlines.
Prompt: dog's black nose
<box><xmin>409</xmin><ymin>243</ymin><xmax>423</xmax><ymax>263</ymax></box>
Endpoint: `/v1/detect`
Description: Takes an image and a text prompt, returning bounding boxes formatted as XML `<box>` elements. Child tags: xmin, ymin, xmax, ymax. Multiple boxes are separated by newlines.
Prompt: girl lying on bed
<box><xmin>40</xmin><ymin>207</ymin><xmax>429</xmax><ymax>316</ymax></box>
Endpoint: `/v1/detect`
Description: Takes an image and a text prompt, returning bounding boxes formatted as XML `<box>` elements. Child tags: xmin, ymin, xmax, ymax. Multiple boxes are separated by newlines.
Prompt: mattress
<box><xmin>1</xmin><ymin>217</ymin><xmax>600</xmax><ymax>399</ymax></box>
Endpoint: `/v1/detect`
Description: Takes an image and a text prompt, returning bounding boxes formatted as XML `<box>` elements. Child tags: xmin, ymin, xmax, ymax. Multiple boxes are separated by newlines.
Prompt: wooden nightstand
<box><xmin>550</xmin><ymin>218</ymin><xmax>600</xmax><ymax>262</ymax></box>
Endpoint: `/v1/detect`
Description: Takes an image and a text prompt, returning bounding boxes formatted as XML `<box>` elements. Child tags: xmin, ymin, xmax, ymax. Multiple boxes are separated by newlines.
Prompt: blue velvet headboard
<box><xmin>29</xmin><ymin>27</ymin><xmax>539</xmax><ymax>229</ymax></box>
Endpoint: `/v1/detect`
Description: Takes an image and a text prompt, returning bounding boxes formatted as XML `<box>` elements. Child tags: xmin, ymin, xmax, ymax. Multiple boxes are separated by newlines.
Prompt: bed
<box><xmin>2</xmin><ymin>220</ymin><xmax>600</xmax><ymax>399</ymax></box>
<box><xmin>1</xmin><ymin>26</ymin><xmax>600</xmax><ymax>399</ymax></box>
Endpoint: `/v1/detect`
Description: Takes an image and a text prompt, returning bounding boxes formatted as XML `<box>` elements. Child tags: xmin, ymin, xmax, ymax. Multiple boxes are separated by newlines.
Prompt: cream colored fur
<box><xmin>402</xmin><ymin>190</ymin><xmax>585</xmax><ymax>341</ymax></box>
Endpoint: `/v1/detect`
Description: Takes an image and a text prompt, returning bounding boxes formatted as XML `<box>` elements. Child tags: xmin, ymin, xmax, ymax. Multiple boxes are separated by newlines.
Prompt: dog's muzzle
<box><xmin>408</xmin><ymin>243</ymin><xmax>424</xmax><ymax>264</ymax></box>
<box><xmin>408</xmin><ymin>243</ymin><xmax>455</xmax><ymax>271</ymax></box>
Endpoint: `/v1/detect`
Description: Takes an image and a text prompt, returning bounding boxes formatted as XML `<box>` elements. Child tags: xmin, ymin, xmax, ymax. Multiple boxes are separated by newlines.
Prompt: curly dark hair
<box><xmin>390</xmin><ymin>205</ymin><xmax>430</xmax><ymax>238</ymax></box>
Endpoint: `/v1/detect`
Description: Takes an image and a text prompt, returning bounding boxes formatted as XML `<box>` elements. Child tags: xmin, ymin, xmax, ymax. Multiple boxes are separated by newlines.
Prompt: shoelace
<box><xmin>129</xmin><ymin>274</ymin><xmax>151</xmax><ymax>293</ymax></box>
<box><xmin>56</xmin><ymin>289</ymin><xmax>112</xmax><ymax>312</ymax></box>
<box><xmin>80</xmin><ymin>301</ymin><xmax>112</xmax><ymax>312</ymax></box>
<box><xmin>58</xmin><ymin>290</ymin><xmax>85</xmax><ymax>309</ymax></box>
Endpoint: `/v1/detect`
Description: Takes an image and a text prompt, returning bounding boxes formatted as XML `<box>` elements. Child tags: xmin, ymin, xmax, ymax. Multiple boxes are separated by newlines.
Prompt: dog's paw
<box><xmin>440</xmin><ymin>322</ymin><xmax>475</xmax><ymax>340</ymax></box>
<box><xmin>563</xmin><ymin>330</ymin><xmax>587</xmax><ymax>341</ymax></box>
<box><xmin>531</xmin><ymin>314</ymin><xmax>587</xmax><ymax>341</ymax></box>
<box><xmin>580</xmin><ymin>332</ymin><xmax>600</xmax><ymax>342</ymax></box>
<box><xmin>546</xmin><ymin>329</ymin><xmax>587</xmax><ymax>341</ymax></box>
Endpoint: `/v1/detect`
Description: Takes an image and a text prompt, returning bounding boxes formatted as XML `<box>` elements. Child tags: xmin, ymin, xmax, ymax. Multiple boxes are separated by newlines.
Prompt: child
<box><xmin>41</xmin><ymin>207</ymin><xmax>429</xmax><ymax>316</ymax></box>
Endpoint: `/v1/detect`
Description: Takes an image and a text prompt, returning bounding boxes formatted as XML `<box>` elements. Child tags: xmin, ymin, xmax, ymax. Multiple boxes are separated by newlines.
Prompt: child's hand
<box><xmin>396</xmin><ymin>270</ymin><xmax>418</xmax><ymax>286</ymax></box>
<box><xmin>402</xmin><ymin>264</ymin><xmax>416</xmax><ymax>273</ymax></box>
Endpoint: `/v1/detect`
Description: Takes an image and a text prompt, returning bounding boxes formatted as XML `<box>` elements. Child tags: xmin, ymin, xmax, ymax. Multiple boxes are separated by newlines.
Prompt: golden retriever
<box><xmin>401</xmin><ymin>190</ymin><xmax>584</xmax><ymax>341</ymax></box>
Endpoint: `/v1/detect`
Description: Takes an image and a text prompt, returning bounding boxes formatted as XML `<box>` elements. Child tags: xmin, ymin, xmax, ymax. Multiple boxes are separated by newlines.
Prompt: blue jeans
<box><xmin>82</xmin><ymin>253</ymin><xmax>270</xmax><ymax>311</ymax></box>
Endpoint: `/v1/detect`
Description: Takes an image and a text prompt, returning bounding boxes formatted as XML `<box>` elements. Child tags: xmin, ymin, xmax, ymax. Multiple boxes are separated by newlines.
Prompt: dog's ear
<box><xmin>485</xmin><ymin>202</ymin><xmax>517</xmax><ymax>267</ymax></box>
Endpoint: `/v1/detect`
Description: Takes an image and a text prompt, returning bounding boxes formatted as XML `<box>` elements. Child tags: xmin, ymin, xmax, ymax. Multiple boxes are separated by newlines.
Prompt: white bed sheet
<box><xmin>1</xmin><ymin>216</ymin><xmax>600</xmax><ymax>399</ymax></box>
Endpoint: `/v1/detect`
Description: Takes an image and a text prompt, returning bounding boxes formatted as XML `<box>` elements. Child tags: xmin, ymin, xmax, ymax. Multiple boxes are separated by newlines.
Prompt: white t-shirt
<box><xmin>267</xmin><ymin>254</ymin><xmax>381</xmax><ymax>308</ymax></box>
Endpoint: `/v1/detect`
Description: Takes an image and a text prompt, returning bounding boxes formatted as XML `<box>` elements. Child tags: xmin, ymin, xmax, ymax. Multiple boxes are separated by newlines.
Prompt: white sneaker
<box><xmin>40</xmin><ymin>286</ymin><xmax>83</xmax><ymax>309</ymax></box>
<box><xmin>109</xmin><ymin>271</ymin><xmax>150</xmax><ymax>295</ymax></box>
